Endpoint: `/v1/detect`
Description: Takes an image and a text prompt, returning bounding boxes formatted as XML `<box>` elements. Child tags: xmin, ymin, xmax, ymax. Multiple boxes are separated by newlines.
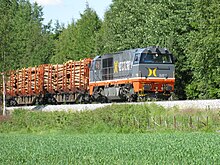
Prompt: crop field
<box><xmin>0</xmin><ymin>133</ymin><xmax>219</xmax><ymax>164</ymax></box>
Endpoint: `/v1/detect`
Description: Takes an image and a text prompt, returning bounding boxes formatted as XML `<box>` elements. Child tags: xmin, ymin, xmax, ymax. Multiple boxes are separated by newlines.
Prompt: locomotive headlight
<box><xmin>162</xmin><ymin>84</ymin><xmax>172</xmax><ymax>91</ymax></box>
<box><xmin>166</xmin><ymin>85</ymin><xmax>172</xmax><ymax>91</ymax></box>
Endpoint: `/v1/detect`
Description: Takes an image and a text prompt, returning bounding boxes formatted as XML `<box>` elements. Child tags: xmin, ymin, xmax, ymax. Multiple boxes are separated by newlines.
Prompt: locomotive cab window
<box><xmin>91</xmin><ymin>56</ymin><xmax>101</xmax><ymax>70</ymax></box>
<box><xmin>95</xmin><ymin>60</ymin><xmax>101</xmax><ymax>70</ymax></box>
<box><xmin>133</xmin><ymin>53</ymin><xmax>140</xmax><ymax>64</ymax></box>
<box><xmin>140</xmin><ymin>53</ymin><xmax>173</xmax><ymax>64</ymax></box>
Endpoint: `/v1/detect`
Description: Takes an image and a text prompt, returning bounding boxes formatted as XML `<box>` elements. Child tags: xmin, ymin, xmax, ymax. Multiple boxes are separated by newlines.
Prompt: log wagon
<box><xmin>4</xmin><ymin>59</ymin><xmax>91</xmax><ymax>106</ymax></box>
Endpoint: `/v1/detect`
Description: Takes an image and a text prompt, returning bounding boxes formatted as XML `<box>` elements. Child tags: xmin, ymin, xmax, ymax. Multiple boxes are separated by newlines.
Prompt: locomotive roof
<box><xmin>133</xmin><ymin>46</ymin><xmax>172</xmax><ymax>54</ymax></box>
<box><xmin>97</xmin><ymin>46</ymin><xmax>172</xmax><ymax>59</ymax></box>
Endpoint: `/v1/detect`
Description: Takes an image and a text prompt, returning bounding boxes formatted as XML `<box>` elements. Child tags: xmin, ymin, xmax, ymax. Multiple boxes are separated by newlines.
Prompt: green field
<box><xmin>0</xmin><ymin>133</ymin><xmax>219</xmax><ymax>164</ymax></box>
<box><xmin>0</xmin><ymin>104</ymin><xmax>220</xmax><ymax>164</ymax></box>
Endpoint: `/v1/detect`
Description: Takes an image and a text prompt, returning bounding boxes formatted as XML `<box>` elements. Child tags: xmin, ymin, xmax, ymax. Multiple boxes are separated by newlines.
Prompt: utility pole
<box><xmin>2</xmin><ymin>73</ymin><xmax>6</xmax><ymax>116</ymax></box>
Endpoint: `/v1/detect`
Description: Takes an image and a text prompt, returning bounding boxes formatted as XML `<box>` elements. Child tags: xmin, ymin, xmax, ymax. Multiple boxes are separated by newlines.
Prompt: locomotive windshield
<box><xmin>140</xmin><ymin>53</ymin><xmax>173</xmax><ymax>64</ymax></box>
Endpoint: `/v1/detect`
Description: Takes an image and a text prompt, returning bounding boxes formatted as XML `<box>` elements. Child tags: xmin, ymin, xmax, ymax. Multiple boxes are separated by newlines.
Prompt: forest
<box><xmin>0</xmin><ymin>0</ymin><xmax>219</xmax><ymax>100</ymax></box>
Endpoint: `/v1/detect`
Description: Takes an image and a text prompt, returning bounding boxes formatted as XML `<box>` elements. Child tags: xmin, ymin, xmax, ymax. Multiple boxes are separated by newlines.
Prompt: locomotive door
<box><xmin>90</xmin><ymin>56</ymin><xmax>102</xmax><ymax>82</ymax></box>
<box><xmin>94</xmin><ymin>59</ymin><xmax>101</xmax><ymax>81</ymax></box>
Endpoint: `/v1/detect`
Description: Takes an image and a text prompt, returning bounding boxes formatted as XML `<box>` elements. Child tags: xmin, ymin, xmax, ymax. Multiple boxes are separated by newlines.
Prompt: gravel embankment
<box><xmin>6</xmin><ymin>99</ymin><xmax>220</xmax><ymax>112</ymax></box>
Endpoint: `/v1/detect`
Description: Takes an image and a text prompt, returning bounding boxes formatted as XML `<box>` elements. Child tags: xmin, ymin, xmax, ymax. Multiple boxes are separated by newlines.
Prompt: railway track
<box><xmin>6</xmin><ymin>99</ymin><xmax>220</xmax><ymax>112</ymax></box>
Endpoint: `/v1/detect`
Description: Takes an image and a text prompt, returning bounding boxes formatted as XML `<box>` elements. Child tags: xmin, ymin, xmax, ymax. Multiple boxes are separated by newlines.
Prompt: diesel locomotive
<box><xmin>1</xmin><ymin>46</ymin><xmax>175</xmax><ymax>106</ymax></box>
<box><xmin>90</xmin><ymin>46</ymin><xmax>175</xmax><ymax>102</ymax></box>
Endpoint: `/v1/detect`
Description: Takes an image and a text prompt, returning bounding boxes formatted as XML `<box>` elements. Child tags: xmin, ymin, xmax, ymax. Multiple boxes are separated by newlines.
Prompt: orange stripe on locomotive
<box><xmin>89</xmin><ymin>77</ymin><xmax>175</xmax><ymax>95</ymax></box>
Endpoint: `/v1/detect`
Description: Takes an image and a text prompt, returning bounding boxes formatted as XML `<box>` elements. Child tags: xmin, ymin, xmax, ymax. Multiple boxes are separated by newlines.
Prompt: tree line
<box><xmin>0</xmin><ymin>0</ymin><xmax>219</xmax><ymax>99</ymax></box>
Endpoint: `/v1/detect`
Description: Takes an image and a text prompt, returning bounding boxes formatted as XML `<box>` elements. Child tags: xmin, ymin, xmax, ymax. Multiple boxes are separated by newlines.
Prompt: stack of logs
<box><xmin>5</xmin><ymin>58</ymin><xmax>91</xmax><ymax>96</ymax></box>
<box><xmin>6</xmin><ymin>67</ymin><xmax>42</xmax><ymax>96</ymax></box>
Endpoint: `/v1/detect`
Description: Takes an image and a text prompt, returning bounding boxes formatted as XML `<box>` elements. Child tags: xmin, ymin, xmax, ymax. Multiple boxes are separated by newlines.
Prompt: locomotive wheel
<box><xmin>128</xmin><ymin>94</ymin><xmax>138</xmax><ymax>102</ymax></box>
<box><xmin>75</xmin><ymin>94</ymin><xmax>84</xmax><ymax>104</ymax></box>
<box><xmin>84</xmin><ymin>94</ymin><xmax>92</xmax><ymax>104</ymax></box>
<box><xmin>76</xmin><ymin>94</ymin><xmax>92</xmax><ymax>104</ymax></box>
<box><xmin>33</xmin><ymin>96</ymin><xmax>44</xmax><ymax>105</ymax></box>
<box><xmin>47</xmin><ymin>96</ymin><xmax>57</xmax><ymax>105</ymax></box>
<box><xmin>96</xmin><ymin>95</ymin><xmax>108</xmax><ymax>103</ymax></box>
<box><xmin>168</xmin><ymin>93</ymin><xmax>177</xmax><ymax>101</ymax></box>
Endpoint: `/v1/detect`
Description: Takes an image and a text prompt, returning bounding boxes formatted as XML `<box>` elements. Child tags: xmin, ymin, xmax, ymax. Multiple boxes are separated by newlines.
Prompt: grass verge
<box><xmin>0</xmin><ymin>103</ymin><xmax>219</xmax><ymax>133</ymax></box>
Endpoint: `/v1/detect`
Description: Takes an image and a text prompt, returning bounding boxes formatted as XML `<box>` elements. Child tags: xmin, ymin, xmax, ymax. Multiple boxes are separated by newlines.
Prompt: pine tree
<box><xmin>51</xmin><ymin>4</ymin><xmax>101</xmax><ymax>63</ymax></box>
<box><xmin>0</xmin><ymin>0</ymin><xmax>15</xmax><ymax>72</ymax></box>
<box><xmin>0</xmin><ymin>0</ymin><xmax>55</xmax><ymax>70</ymax></box>
<box><xmin>74</xmin><ymin>4</ymin><xmax>101</xmax><ymax>60</ymax></box>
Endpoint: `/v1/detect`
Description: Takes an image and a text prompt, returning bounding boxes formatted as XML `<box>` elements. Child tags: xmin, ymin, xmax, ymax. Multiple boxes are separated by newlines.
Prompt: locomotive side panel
<box><xmin>112</xmin><ymin>50</ymin><xmax>134</xmax><ymax>79</ymax></box>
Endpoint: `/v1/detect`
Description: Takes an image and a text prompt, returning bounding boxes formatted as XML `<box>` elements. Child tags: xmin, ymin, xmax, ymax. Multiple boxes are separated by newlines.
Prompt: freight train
<box><xmin>0</xmin><ymin>46</ymin><xmax>175</xmax><ymax>106</ymax></box>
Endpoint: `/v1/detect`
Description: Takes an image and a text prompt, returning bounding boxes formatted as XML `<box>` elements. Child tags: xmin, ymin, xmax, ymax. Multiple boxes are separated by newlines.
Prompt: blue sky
<box><xmin>30</xmin><ymin>0</ymin><xmax>112</xmax><ymax>25</ymax></box>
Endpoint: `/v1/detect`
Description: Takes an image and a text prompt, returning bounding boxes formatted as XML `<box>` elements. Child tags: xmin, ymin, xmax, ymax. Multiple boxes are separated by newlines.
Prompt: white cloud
<box><xmin>34</xmin><ymin>0</ymin><xmax>62</xmax><ymax>6</ymax></box>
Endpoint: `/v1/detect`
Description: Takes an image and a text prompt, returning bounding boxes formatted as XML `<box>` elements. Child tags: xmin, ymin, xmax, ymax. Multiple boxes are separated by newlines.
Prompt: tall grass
<box><xmin>0</xmin><ymin>103</ymin><xmax>219</xmax><ymax>133</ymax></box>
